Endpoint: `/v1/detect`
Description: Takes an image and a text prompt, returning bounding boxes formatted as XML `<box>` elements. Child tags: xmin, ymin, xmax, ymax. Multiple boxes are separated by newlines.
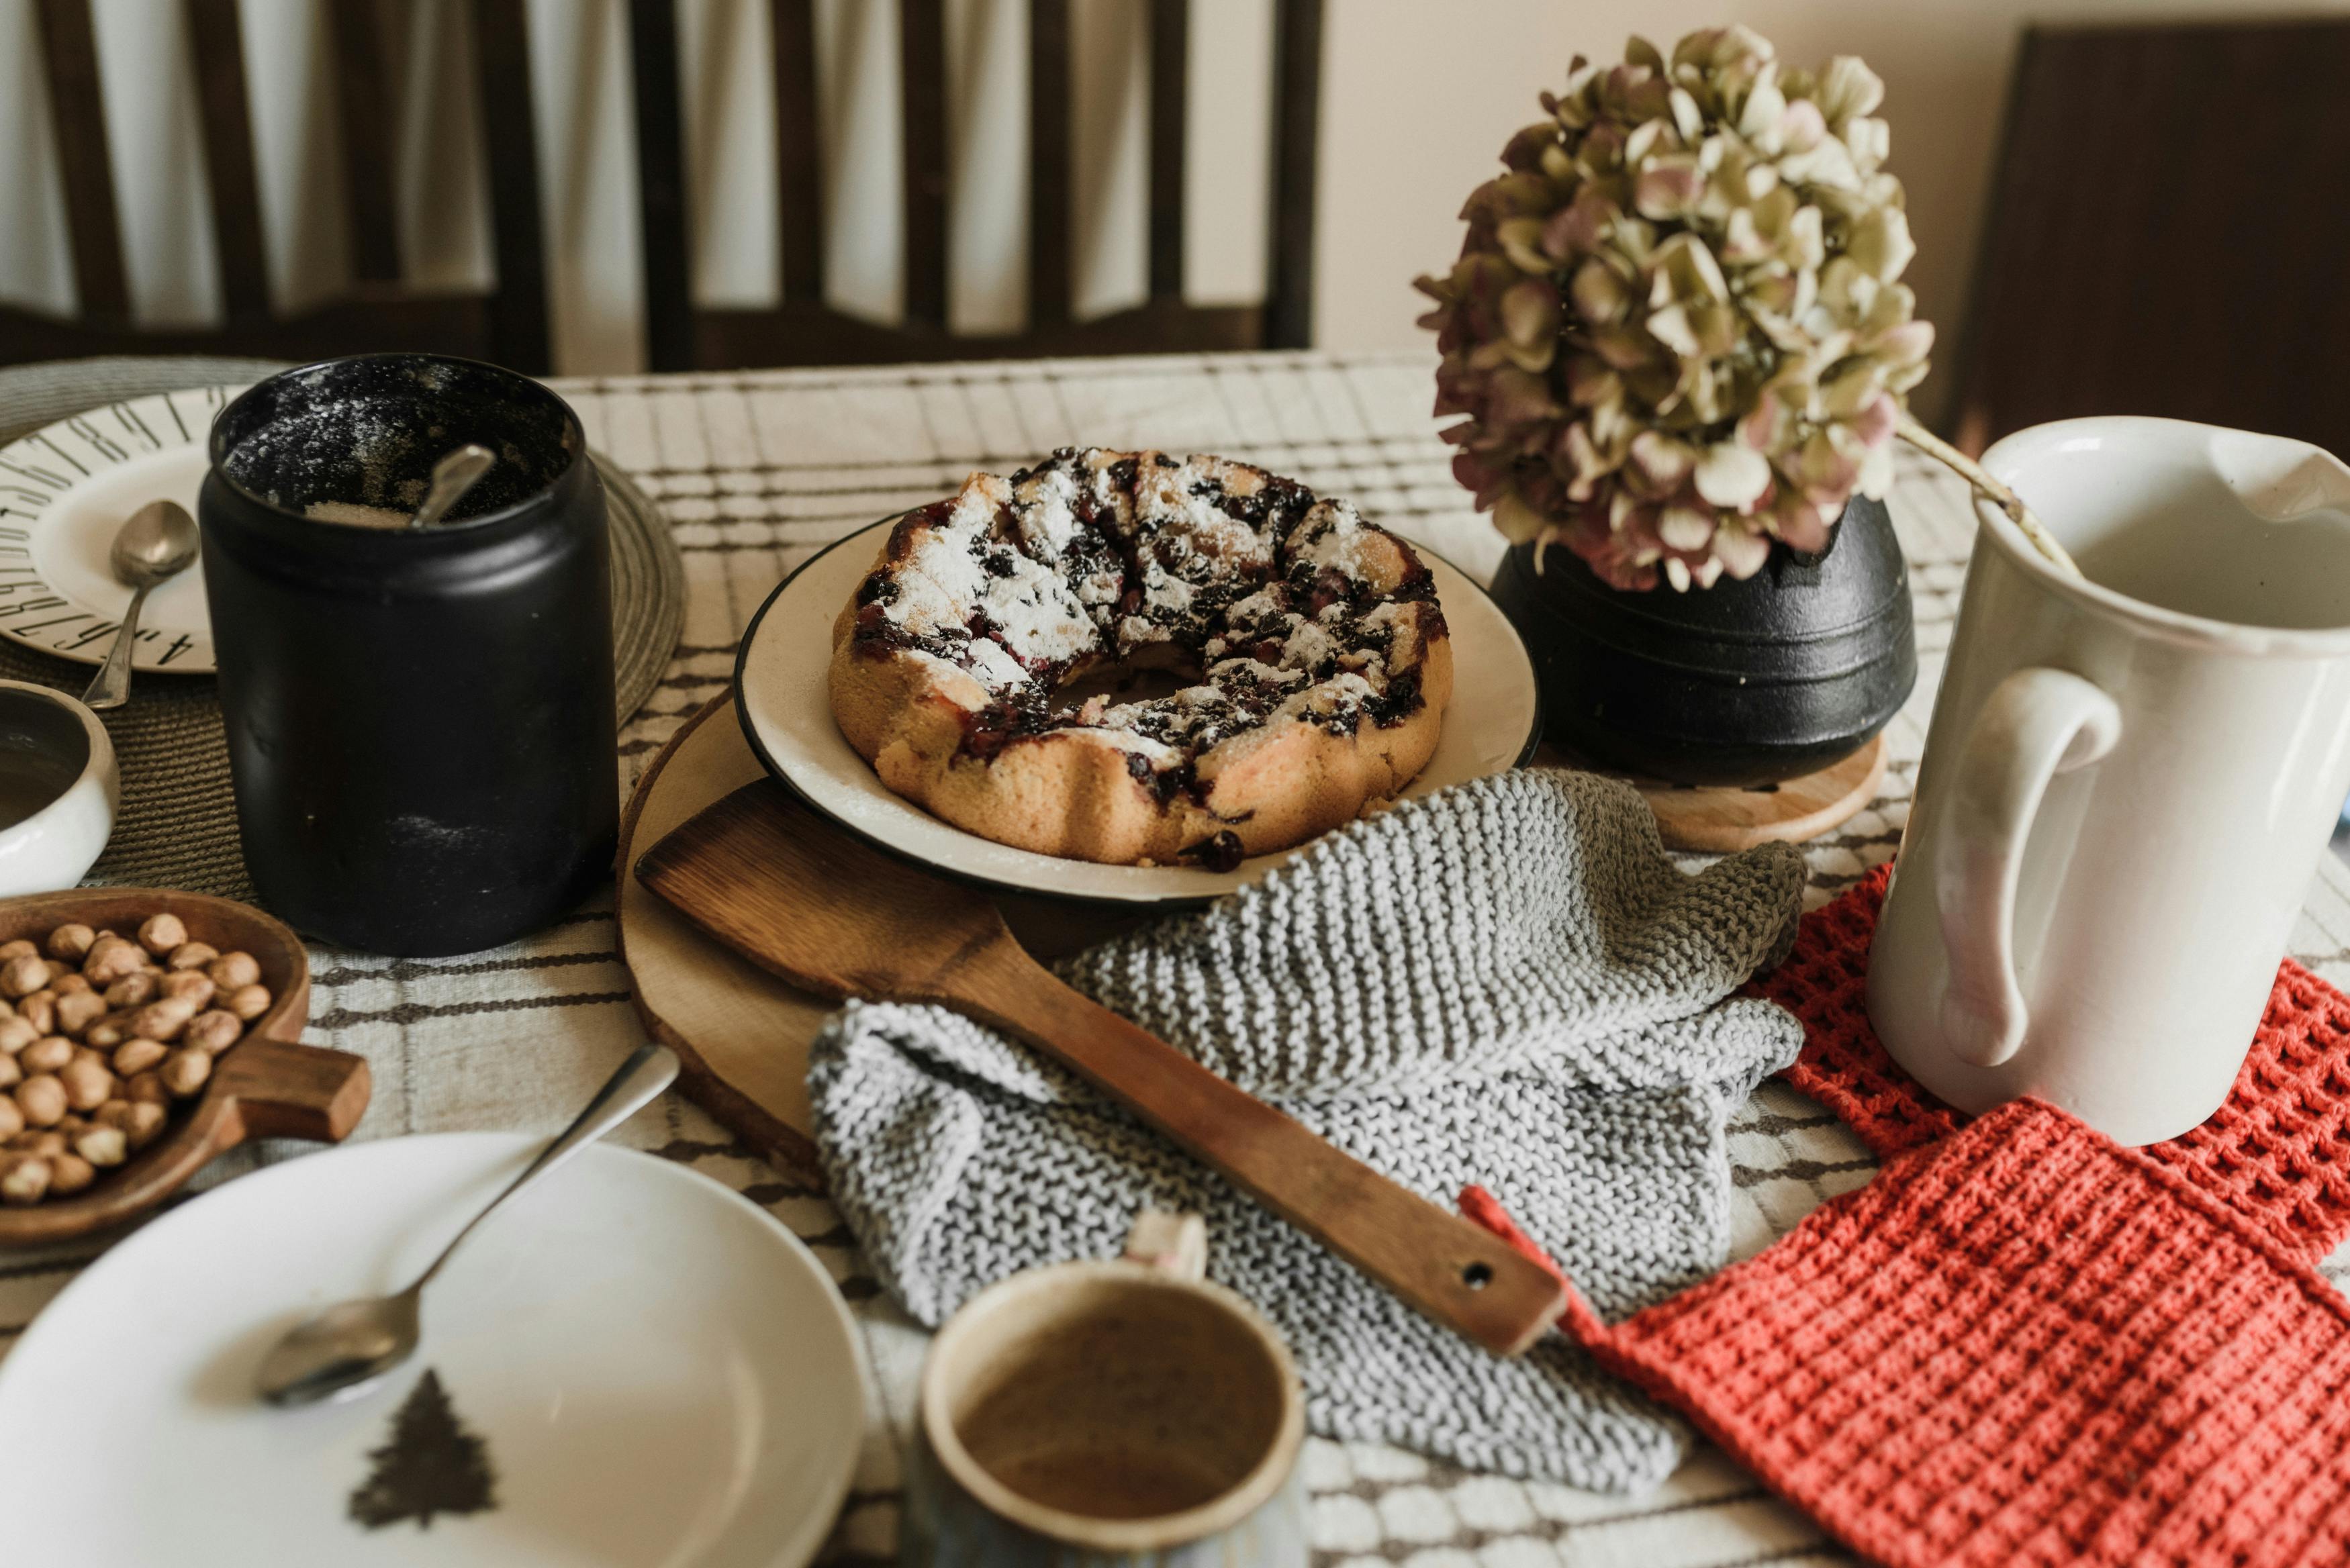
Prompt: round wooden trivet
<box><xmin>1542</xmin><ymin>733</ymin><xmax>1887</xmax><ymax>852</ymax></box>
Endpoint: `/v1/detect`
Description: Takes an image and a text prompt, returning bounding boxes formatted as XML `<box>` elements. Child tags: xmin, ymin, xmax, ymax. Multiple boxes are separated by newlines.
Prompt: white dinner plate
<box><xmin>0</xmin><ymin>1134</ymin><xmax>867</xmax><ymax>1568</ymax></box>
<box><xmin>735</xmin><ymin>516</ymin><xmax>1542</xmax><ymax>906</ymax></box>
<box><xmin>0</xmin><ymin>385</ymin><xmax>238</xmax><ymax>672</ymax></box>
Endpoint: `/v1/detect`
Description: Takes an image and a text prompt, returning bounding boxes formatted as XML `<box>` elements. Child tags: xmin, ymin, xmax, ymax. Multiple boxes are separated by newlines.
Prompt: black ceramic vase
<box><xmin>1490</xmin><ymin>494</ymin><xmax>1916</xmax><ymax>787</ymax></box>
<box><xmin>200</xmin><ymin>356</ymin><xmax>618</xmax><ymax>956</ymax></box>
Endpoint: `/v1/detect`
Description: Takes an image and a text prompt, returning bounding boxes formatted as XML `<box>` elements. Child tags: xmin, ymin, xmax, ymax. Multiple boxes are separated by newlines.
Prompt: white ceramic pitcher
<box><xmin>1869</xmin><ymin>416</ymin><xmax>2350</xmax><ymax>1145</ymax></box>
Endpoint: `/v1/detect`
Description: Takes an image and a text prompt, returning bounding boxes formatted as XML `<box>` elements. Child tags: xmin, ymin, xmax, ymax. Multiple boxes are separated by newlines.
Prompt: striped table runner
<box><xmin>9</xmin><ymin>351</ymin><xmax>2350</xmax><ymax>1568</ymax></box>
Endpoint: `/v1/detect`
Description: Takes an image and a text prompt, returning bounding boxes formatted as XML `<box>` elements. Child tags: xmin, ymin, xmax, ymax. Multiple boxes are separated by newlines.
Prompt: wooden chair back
<box><xmin>628</xmin><ymin>0</ymin><xmax>1324</xmax><ymax>371</ymax></box>
<box><xmin>3</xmin><ymin>0</ymin><xmax>551</xmax><ymax>373</ymax></box>
<box><xmin>1951</xmin><ymin>18</ymin><xmax>2350</xmax><ymax>457</ymax></box>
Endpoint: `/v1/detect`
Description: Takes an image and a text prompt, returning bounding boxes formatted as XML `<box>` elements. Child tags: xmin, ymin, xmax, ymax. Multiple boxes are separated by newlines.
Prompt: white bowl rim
<box><xmin>0</xmin><ymin>678</ymin><xmax>117</xmax><ymax>848</ymax></box>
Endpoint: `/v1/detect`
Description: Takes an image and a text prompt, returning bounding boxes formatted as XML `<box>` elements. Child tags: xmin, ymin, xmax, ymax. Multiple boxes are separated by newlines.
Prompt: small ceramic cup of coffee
<box><xmin>903</xmin><ymin>1212</ymin><xmax>1307</xmax><ymax>1568</ymax></box>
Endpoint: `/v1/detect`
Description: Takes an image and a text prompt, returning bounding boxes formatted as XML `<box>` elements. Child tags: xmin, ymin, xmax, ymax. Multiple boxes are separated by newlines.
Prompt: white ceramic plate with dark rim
<box><xmin>0</xmin><ymin>386</ymin><xmax>237</xmax><ymax>672</ymax></box>
<box><xmin>733</xmin><ymin>516</ymin><xmax>1542</xmax><ymax>906</ymax></box>
<box><xmin>0</xmin><ymin>1133</ymin><xmax>867</xmax><ymax>1568</ymax></box>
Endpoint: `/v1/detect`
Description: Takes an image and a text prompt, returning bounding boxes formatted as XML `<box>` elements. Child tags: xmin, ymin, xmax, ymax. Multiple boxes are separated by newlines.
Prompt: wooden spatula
<box><xmin>634</xmin><ymin>780</ymin><xmax>1570</xmax><ymax>1356</ymax></box>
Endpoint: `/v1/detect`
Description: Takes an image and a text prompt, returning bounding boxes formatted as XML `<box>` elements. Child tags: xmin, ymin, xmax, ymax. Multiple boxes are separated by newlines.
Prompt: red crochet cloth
<box><xmin>1752</xmin><ymin>863</ymin><xmax>2350</xmax><ymax>1262</ymax></box>
<box><xmin>1559</xmin><ymin>1098</ymin><xmax>2350</xmax><ymax>1567</ymax></box>
<box><xmin>1459</xmin><ymin>865</ymin><xmax>2350</xmax><ymax>1566</ymax></box>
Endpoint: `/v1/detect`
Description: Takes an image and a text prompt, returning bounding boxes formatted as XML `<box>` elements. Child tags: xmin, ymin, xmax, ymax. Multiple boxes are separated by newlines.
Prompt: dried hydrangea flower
<box><xmin>1417</xmin><ymin>27</ymin><xmax>1934</xmax><ymax>591</ymax></box>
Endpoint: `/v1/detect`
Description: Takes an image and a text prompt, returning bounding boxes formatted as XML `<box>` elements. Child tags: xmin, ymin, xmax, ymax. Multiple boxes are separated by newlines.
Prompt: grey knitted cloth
<box><xmin>810</xmin><ymin>769</ymin><xmax>1807</xmax><ymax>1491</ymax></box>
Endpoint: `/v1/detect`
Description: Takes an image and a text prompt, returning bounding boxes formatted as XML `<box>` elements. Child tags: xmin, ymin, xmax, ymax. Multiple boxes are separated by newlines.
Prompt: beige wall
<box><xmin>2</xmin><ymin>0</ymin><xmax>2337</xmax><ymax>424</ymax></box>
<box><xmin>1319</xmin><ymin>0</ymin><xmax>2350</xmax><ymax>425</ymax></box>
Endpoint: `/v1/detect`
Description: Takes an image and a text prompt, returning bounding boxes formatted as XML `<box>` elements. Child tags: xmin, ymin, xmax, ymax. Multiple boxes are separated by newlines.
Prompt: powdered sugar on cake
<box><xmin>868</xmin><ymin>475</ymin><xmax>1098</xmax><ymax>689</ymax></box>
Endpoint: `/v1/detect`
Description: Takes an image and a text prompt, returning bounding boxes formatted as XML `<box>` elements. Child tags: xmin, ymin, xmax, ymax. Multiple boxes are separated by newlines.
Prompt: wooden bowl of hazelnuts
<box><xmin>0</xmin><ymin>888</ymin><xmax>370</xmax><ymax>1246</ymax></box>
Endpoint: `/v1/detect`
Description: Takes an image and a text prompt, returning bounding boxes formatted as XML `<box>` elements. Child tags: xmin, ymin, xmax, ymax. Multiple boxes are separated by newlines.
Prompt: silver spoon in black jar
<box><xmin>408</xmin><ymin>444</ymin><xmax>498</xmax><ymax>530</ymax></box>
<box><xmin>83</xmin><ymin>499</ymin><xmax>200</xmax><ymax>712</ymax></box>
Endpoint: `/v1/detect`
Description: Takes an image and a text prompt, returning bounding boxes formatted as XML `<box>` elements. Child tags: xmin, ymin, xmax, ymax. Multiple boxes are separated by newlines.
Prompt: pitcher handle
<box><xmin>1934</xmin><ymin>667</ymin><xmax>2122</xmax><ymax>1068</ymax></box>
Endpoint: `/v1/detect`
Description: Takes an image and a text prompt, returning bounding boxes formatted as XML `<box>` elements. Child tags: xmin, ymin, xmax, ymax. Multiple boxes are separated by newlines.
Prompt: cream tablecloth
<box><xmin>8</xmin><ymin>351</ymin><xmax>2350</xmax><ymax>1568</ymax></box>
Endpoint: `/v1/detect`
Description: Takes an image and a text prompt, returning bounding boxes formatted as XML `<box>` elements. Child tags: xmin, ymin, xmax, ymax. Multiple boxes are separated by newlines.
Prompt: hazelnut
<box><xmin>103</xmin><ymin>972</ymin><xmax>158</xmax><ymax>1010</ymax></box>
<box><xmin>44</xmin><ymin>924</ymin><xmax>95</xmax><ymax>962</ymax></box>
<box><xmin>158</xmin><ymin>971</ymin><xmax>216</xmax><ymax>1010</ymax></box>
<box><xmin>158</xmin><ymin>1049</ymin><xmax>211</xmax><ymax>1098</ymax></box>
<box><xmin>59</xmin><ymin>1055</ymin><xmax>113</xmax><ymax>1112</ymax></box>
<box><xmin>53</xmin><ymin>989</ymin><xmax>106</xmax><ymax>1036</ymax></box>
<box><xmin>97</xmin><ymin>1099</ymin><xmax>166</xmax><ymax>1149</ymax></box>
<box><xmin>226</xmin><ymin>985</ymin><xmax>273</xmax><ymax>1022</ymax></box>
<box><xmin>50</xmin><ymin>971</ymin><xmax>91</xmax><ymax>997</ymax></box>
<box><xmin>14</xmin><ymin>991</ymin><xmax>54</xmax><ymax>1036</ymax></box>
<box><xmin>81</xmin><ymin>938</ymin><xmax>145</xmax><ymax>985</ymax></box>
<box><xmin>0</xmin><ymin>1055</ymin><xmax>17</xmax><ymax>1091</ymax></box>
<box><xmin>111</xmin><ymin>1038</ymin><xmax>167</xmax><ymax>1077</ymax></box>
<box><xmin>129</xmin><ymin>999</ymin><xmax>197</xmax><ymax>1042</ymax></box>
<box><xmin>15</xmin><ymin>1074</ymin><xmax>66</xmax><ymax>1126</ymax></box>
<box><xmin>83</xmin><ymin>1016</ymin><xmax>130</xmax><ymax>1050</ymax></box>
<box><xmin>184</xmin><ymin>1012</ymin><xmax>244</xmax><ymax>1055</ymax></box>
<box><xmin>0</xmin><ymin>1095</ymin><xmax>18</xmax><ymax>1138</ymax></box>
<box><xmin>71</xmin><ymin>1125</ymin><xmax>126</xmax><ymax>1169</ymax></box>
<box><xmin>124</xmin><ymin>1071</ymin><xmax>168</xmax><ymax>1106</ymax></box>
<box><xmin>0</xmin><ymin>954</ymin><xmax>50</xmax><ymax>998</ymax></box>
<box><xmin>0</xmin><ymin>939</ymin><xmax>36</xmax><ymax>964</ymax></box>
<box><xmin>207</xmin><ymin>952</ymin><xmax>263</xmax><ymax>991</ymax></box>
<box><xmin>0</xmin><ymin>1017</ymin><xmax>32</xmax><ymax>1055</ymax></box>
<box><xmin>137</xmin><ymin>914</ymin><xmax>188</xmax><ymax>957</ymax></box>
<box><xmin>18</xmin><ymin>1036</ymin><xmax>72</xmax><ymax>1075</ymax></box>
<box><xmin>0</xmin><ymin>1154</ymin><xmax>50</xmax><ymax>1206</ymax></box>
<box><xmin>6</xmin><ymin>1128</ymin><xmax>61</xmax><ymax>1156</ymax></box>
<box><xmin>167</xmin><ymin>942</ymin><xmax>221</xmax><ymax>973</ymax></box>
<box><xmin>46</xmin><ymin>1151</ymin><xmax>94</xmax><ymax>1193</ymax></box>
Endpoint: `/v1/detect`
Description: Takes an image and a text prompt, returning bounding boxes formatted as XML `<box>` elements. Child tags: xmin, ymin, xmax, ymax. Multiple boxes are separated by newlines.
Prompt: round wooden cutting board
<box><xmin>618</xmin><ymin>697</ymin><xmax>835</xmax><ymax>1181</ymax></box>
<box><xmin>616</xmin><ymin>697</ymin><xmax>1144</xmax><ymax>1184</ymax></box>
<box><xmin>618</xmin><ymin>701</ymin><xmax>1883</xmax><ymax>1185</ymax></box>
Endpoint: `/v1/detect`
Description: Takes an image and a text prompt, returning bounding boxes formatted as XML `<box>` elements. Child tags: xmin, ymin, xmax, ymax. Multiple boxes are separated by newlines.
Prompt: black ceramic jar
<box><xmin>200</xmin><ymin>356</ymin><xmax>617</xmax><ymax>955</ymax></box>
<box><xmin>1490</xmin><ymin>494</ymin><xmax>1916</xmax><ymax>787</ymax></box>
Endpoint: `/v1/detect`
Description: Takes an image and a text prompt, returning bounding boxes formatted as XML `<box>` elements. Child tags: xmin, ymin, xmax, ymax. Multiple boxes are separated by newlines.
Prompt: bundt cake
<box><xmin>828</xmin><ymin>447</ymin><xmax>1453</xmax><ymax>869</ymax></box>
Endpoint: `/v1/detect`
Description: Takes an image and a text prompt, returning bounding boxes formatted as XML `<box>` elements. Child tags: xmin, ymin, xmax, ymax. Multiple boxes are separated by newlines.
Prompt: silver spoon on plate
<box><xmin>254</xmin><ymin>1042</ymin><xmax>679</xmax><ymax>1408</ymax></box>
<box><xmin>83</xmin><ymin>499</ymin><xmax>199</xmax><ymax>712</ymax></box>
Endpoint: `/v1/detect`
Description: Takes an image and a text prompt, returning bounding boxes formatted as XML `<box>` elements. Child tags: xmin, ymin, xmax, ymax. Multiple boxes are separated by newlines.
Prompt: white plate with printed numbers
<box><xmin>0</xmin><ymin>1132</ymin><xmax>867</xmax><ymax>1568</ymax></box>
<box><xmin>0</xmin><ymin>385</ymin><xmax>239</xmax><ymax>673</ymax></box>
<box><xmin>734</xmin><ymin>515</ymin><xmax>1543</xmax><ymax>907</ymax></box>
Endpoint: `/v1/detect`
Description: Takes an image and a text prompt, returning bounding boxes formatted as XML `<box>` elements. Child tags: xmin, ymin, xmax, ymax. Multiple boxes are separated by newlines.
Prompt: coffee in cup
<box><xmin>902</xmin><ymin>1212</ymin><xmax>1306</xmax><ymax>1568</ymax></box>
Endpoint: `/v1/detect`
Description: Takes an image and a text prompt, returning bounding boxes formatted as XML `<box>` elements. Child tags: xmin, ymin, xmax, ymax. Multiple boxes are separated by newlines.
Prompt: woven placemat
<box><xmin>0</xmin><ymin>356</ymin><xmax>685</xmax><ymax>900</ymax></box>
